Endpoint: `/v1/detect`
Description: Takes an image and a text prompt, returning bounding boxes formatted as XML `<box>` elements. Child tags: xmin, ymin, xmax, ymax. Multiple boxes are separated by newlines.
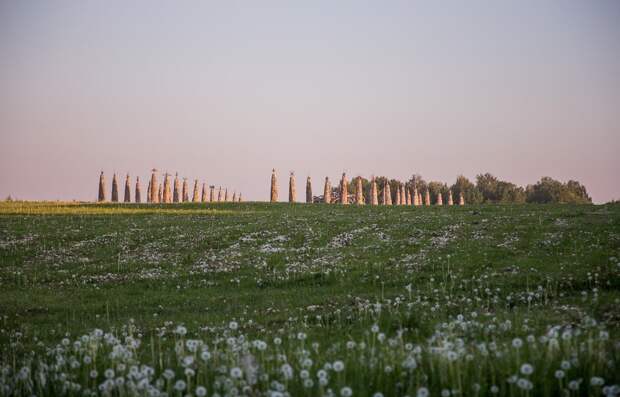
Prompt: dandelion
<box><xmin>441</xmin><ymin>389</ymin><xmax>451</xmax><ymax>397</ymax></box>
<box><xmin>520</xmin><ymin>363</ymin><xmax>534</xmax><ymax>375</ymax></box>
<box><xmin>196</xmin><ymin>386</ymin><xmax>207</xmax><ymax>397</ymax></box>
<box><xmin>371</xmin><ymin>324</ymin><xmax>379</xmax><ymax>333</ymax></box>
<box><xmin>374</xmin><ymin>393</ymin><xmax>385</xmax><ymax>397</ymax></box>
<box><xmin>174</xmin><ymin>379</ymin><xmax>187</xmax><ymax>391</ymax></box>
<box><xmin>568</xmin><ymin>380</ymin><xmax>580</xmax><ymax>391</ymax></box>
<box><xmin>341</xmin><ymin>386</ymin><xmax>353</xmax><ymax>397</ymax></box>
<box><xmin>417</xmin><ymin>387</ymin><xmax>429</xmax><ymax>397</ymax></box>
<box><xmin>229</xmin><ymin>321</ymin><xmax>238</xmax><ymax>330</ymax></box>
<box><xmin>555</xmin><ymin>370</ymin><xmax>565</xmax><ymax>379</ymax></box>
<box><xmin>591</xmin><ymin>377</ymin><xmax>605</xmax><ymax>386</ymax></box>
<box><xmin>517</xmin><ymin>378</ymin><xmax>533</xmax><ymax>390</ymax></box>
<box><xmin>90</xmin><ymin>370</ymin><xmax>98</xmax><ymax>379</ymax></box>
<box><xmin>104</xmin><ymin>368</ymin><xmax>114</xmax><ymax>379</ymax></box>
<box><xmin>512</xmin><ymin>338</ymin><xmax>523</xmax><ymax>348</ymax></box>
<box><xmin>333</xmin><ymin>361</ymin><xmax>345</xmax><ymax>372</ymax></box>
<box><xmin>490</xmin><ymin>385</ymin><xmax>499</xmax><ymax>394</ymax></box>
<box><xmin>281</xmin><ymin>364</ymin><xmax>293</xmax><ymax>380</ymax></box>
<box><xmin>304</xmin><ymin>379</ymin><xmax>314</xmax><ymax>388</ymax></box>
<box><xmin>230</xmin><ymin>367</ymin><xmax>243</xmax><ymax>379</ymax></box>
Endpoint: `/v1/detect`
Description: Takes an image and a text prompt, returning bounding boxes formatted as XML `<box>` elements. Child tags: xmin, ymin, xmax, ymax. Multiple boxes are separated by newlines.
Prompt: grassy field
<box><xmin>0</xmin><ymin>201</ymin><xmax>619</xmax><ymax>396</ymax></box>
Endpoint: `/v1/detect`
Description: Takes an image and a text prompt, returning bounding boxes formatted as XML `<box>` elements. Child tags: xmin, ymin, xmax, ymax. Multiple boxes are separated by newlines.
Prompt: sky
<box><xmin>1</xmin><ymin>1</ymin><xmax>619</xmax><ymax>203</ymax></box>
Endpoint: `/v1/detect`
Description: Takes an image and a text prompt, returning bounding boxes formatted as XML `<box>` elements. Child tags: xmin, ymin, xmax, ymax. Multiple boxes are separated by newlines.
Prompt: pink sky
<box><xmin>1</xmin><ymin>1</ymin><xmax>619</xmax><ymax>203</ymax></box>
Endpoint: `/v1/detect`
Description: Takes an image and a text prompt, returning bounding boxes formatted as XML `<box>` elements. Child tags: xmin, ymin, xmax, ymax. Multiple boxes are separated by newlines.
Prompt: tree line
<box><xmin>343</xmin><ymin>174</ymin><xmax>591</xmax><ymax>205</ymax></box>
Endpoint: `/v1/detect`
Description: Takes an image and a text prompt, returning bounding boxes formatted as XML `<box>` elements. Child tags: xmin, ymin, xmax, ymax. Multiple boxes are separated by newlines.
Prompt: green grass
<box><xmin>0</xmin><ymin>201</ymin><xmax>619</xmax><ymax>396</ymax></box>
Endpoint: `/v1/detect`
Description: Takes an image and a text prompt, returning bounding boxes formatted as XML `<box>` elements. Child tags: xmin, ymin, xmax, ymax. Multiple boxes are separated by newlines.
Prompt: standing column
<box><xmin>163</xmin><ymin>173</ymin><xmax>172</xmax><ymax>203</ymax></box>
<box><xmin>355</xmin><ymin>177</ymin><xmax>364</xmax><ymax>205</ymax></box>
<box><xmin>289</xmin><ymin>172</ymin><xmax>297</xmax><ymax>203</ymax></box>
<box><xmin>448</xmin><ymin>190</ymin><xmax>454</xmax><ymax>206</ymax></box>
<box><xmin>182</xmin><ymin>178</ymin><xmax>189</xmax><ymax>202</ymax></box>
<box><xmin>124</xmin><ymin>174</ymin><xmax>131</xmax><ymax>202</ymax></box>
<box><xmin>437</xmin><ymin>191</ymin><xmax>443</xmax><ymax>205</ymax></box>
<box><xmin>149</xmin><ymin>169</ymin><xmax>158</xmax><ymax>203</ymax></box>
<box><xmin>209</xmin><ymin>185</ymin><xmax>215</xmax><ymax>202</ymax></box>
<box><xmin>323</xmin><ymin>177</ymin><xmax>331</xmax><ymax>204</ymax></box>
<box><xmin>340</xmin><ymin>173</ymin><xmax>348</xmax><ymax>205</ymax></box>
<box><xmin>385</xmin><ymin>182</ymin><xmax>392</xmax><ymax>206</ymax></box>
<box><xmin>98</xmin><ymin>171</ymin><xmax>106</xmax><ymax>202</ymax></box>
<box><xmin>111</xmin><ymin>173</ymin><xmax>119</xmax><ymax>202</ymax></box>
<box><xmin>270</xmin><ymin>169</ymin><xmax>278</xmax><ymax>202</ymax></box>
<box><xmin>306</xmin><ymin>177</ymin><xmax>313</xmax><ymax>203</ymax></box>
<box><xmin>201</xmin><ymin>183</ymin><xmax>208</xmax><ymax>202</ymax></box>
<box><xmin>192</xmin><ymin>180</ymin><xmax>200</xmax><ymax>202</ymax></box>
<box><xmin>135</xmin><ymin>177</ymin><xmax>142</xmax><ymax>203</ymax></box>
<box><xmin>459</xmin><ymin>191</ymin><xmax>465</xmax><ymax>205</ymax></box>
<box><xmin>173</xmin><ymin>173</ymin><xmax>180</xmax><ymax>203</ymax></box>
<box><xmin>370</xmin><ymin>177</ymin><xmax>378</xmax><ymax>205</ymax></box>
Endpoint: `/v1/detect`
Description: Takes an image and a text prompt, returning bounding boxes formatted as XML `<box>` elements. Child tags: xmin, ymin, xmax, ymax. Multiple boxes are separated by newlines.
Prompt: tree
<box><xmin>526</xmin><ymin>177</ymin><xmax>591</xmax><ymax>204</ymax></box>
<box><xmin>451</xmin><ymin>175</ymin><xmax>482</xmax><ymax>204</ymax></box>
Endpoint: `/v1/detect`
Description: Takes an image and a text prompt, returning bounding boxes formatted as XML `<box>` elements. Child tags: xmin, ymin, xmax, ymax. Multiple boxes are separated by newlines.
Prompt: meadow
<box><xmin>0</xmin><ymin>201</ymin><xmax>618</xmax><ymax>397</ymax></box>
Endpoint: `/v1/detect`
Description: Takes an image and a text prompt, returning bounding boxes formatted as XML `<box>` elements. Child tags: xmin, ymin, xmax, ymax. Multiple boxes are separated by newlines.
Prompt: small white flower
<box><xmin>174</xmin><ymin>379</ymin><xmax>187</xmax><ymax>391</ymax></box>
<box><xmin>340</xmin><ymin>386</ymin><xmax>353</xmax><ymax>397</ymax></box>
<box><xmin>417</xmin><ymin>387</ymin><xmax>429</xmax><ymax>397</ymax></box>
<box><xmin>512</xmin><ymin>338</ymin><xmax>523</xmax><ymax>348</ymax></box>
<box><xmin>555</xmin><ymin>370</ymin><xmax>565</xmax><ymax>379</ymax></box>
<box><xmin>229</xmin><ymin>321</ymin><xmax>238</xmax><ymax>330</ymax></box>
<box><xmin>196</xmin><ymin>386</ymin><xmax>207</xmax><ymax>397</ymax></box>
<box><xmin>333</xmin><ymin>361</ymin><xmax>345</xmax><ymax>372</ymax></box>
<box><xmin>230</xmin><ymin>367</ymin><xmax>243</xmax><ymax>379</ymax></box>
<box><xmin>520</xmin><ymin>363</ymin><xmax>534</xmax><ymax>376</ymax></box>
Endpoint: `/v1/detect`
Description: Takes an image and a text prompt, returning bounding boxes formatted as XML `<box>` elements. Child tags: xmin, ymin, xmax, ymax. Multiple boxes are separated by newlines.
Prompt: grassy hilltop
<box><xmin>0</xmin><ymin>201</ymin><xmax>619</xmax><ymax>396</ymax></box>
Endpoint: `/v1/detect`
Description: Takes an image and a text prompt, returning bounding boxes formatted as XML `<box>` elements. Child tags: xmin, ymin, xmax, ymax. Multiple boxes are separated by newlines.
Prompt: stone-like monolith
<box><xmin>385</xmin><ymin>181</ymin><xmax>392</xmax><ymax>205</ymax></box>
<box><xmin>217</xmin><ymin>187</ymin><xmax>222</xmax><ymax>202</ymax></box>
<box><xmin>270</xmin><ymin>169</ymin><xmax>278</xmax><ymax>202</ymax></box>
<box><xmin>147</xmin><ymin>180</ymin><xmax>151</xmax><ymax>203</ymax></box>
<box><xmin>182</xmin><ymin>178</ymin><xmax>189</xmax><ymax>202</ymax></box>
<box><xmin>459</xmin><ymin>191</ymin><xmax>465</xmax><ymax>205</ymax></box>
<box><xmin>289</xmin><ymin>172</ymin><xmax>296</xmax><ymax>203</ymax></box>
<box><xmin>324</xmin><ymin>177</ymin><xmax>331</xmax><ymax>203</ymax></box>
<box><xmin>209</xmin><ymin>186</ymin><xmax>215</xmax><ymax>202</ymax></box>
<box><xmin>150</xmin><ymin>170</ymin><xmax>158</xmax><ymax>203</ymax></box>
<box><xmin>437</xmin><ymin>191</ymin><xmax>443</xmax><ymax>205</ymax></box>
<box><xmin>407</xmin><ymin>187</ymin><xmax>412</xmax><ymax>205</ymax></box>
<box><xmin>424</xmin><ymin>190</ymin><xmax>430</xmax><ymax>206</ymax></box>
<box><xmin>413</xmin><ymin>187</ymin><xmax>419</xmax><ymax>206</ymax></box>
<box><xmin>135</xmin><ymin>177</ymin><xmax>141</xmax><ymax>203</ymax></box>
<box><xmin>173</xmin><ymin>173</ymin><xmax>180</xmax><ymax>203</ymax></box>
<box><xmin>163</xmin><ymin>173</ymin><xmax>171</xmax><ymax>203</ymax></box>
<box><xmin>224</xmin><ymin>188</ymin><xmax>229</xmax><ymax>202</ymax></box>
<box><xmin>306</xmin><ymin>177</ymin><xmax>312</xmax><ymax>203</ymax></box>
<box><xmin>448</xmin><ymin>190</ymin><xmax>454</xmax><ymax>206</ymax></box>
<box><xmin>124</xmin><ymin>174</ymin><xmax>131</xmax><ymax>202</ymax></box>
<box><xmin>355</xmin><ymin>177</ymin><xmax>364</xmax><ymax>205</ymax></box>
<box><xmin>98</xmin><ymin>171</ymin><xmax>106</xmax><ymax>202</ymax></box>
<box><xmin>158</xmin><ymin>184</ymin><xmax>163</xmax><ymax>203</ymax></box>
<box><xmin>192</xmin><ymin>180</ymin><xmax>200</xmax><ymax>202</ymax></box>
<box><xmin>201</xmin><ymin>183</ymin><xmax>207</xmax><ymax>202</ymax></box>
<box><xmin>370</xmin><ymin>177</ymin><xmax>378</xmax><ymax>205</ymax></box>
<box><xmin>111</xmin><ymin>173</ymin><xmax>119</xmax><ymax>202</ymax></box>
<box><xmin>395</xmin><ymin>184</ymin><xmax>401</xmax><ymax>205</ymax></box>
<box><xmin>340</xmin><ymin>173</ymin><xmax>348</xmax><ymax>205</ymax></box>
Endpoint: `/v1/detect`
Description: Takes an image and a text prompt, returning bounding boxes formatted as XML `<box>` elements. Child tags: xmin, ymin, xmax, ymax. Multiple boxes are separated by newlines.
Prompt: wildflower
<box><xmin>304</xmin><ymin>379</ymin><xmax>314</xmax><ymax>388</ymax></box>
<box><xmin>555</xmin><ymin>370</ymin><xmax>565</xmax><ymax>379</ymax></box>
<box><xmin>417</xmin><ymin>387</ymin><xmax>429</xmax><ymax>397</ymax></box>
<box><xmin>374</xmin><ymin>393</ymin><xmax>385</xmax><ymax>397</ymax></box>
<box><xmin>317</xmin><ymin>370</ymin><xmax>327</xmax><ymax>379</ymax></box>
<box><xmin>281</xmin><ymin>364</ymin><xmax>293</xmax><ymax>380</ymax></box>
<box><xmin>229</xmin><ymin>321</ymin><xmax>238</xmax><ymax>330</ymax></box>
<box><xmin>90</xmin><ymin>370</ymin><xmax>98</xmax><ymax>379</ymax></box>
<box><xmin>201</xmin><ymin>350</ymin><xmax>211</xmax><ymax>361</ymax></box>
<box><xmin>175</xmin><ymin>325</ymin><xmax>187</xmax><ymax>336</ymax></box>
<box><xmin>560</xmin><ymin>360</ymin><xmax>571</xmax><ymax>370</ymax></box>
<box><xmin>196</xmin><ymin>386</ymin><xmax>207</xmax><ymax>397</ymax></box>
<box><xmin>371</xmin><ymin>324</ymin><xmax>379</xmax><ymax>333</ymax></box>
<box><xmin>517</xmin><ymin>378</ymin><xmax>533</xmax><ymax>390</ymax></box>
<box><xmin>163</xmin><ymin>369</ymin><xmax>175</xmax><ymax>380</ymax></box>
<box><xmin>230</xmin><ymin>367</ymin><xmax>243</xmax><ymax>379</ymax></box>
<box><xmin>591</xmin><ymin>377</ymin><xmax>605</xmax><ymax>386</ymax></box>
<box><xmin>441</xmin><ymin>389</ymin><xmax>450</xmax><ymax>397</ymax></box>
<box><xmin>568</xmin><ymin>380</ymin><xmax>580</xmax><ymax>391</ymax></box>
<box><xmin>520</xmin><ymin>363</ymin><xmax>534</xmax><ymax>375</ymax></box>
<box><xmin>333</xmin><ymin>361</ymin><xmax>345</xmax><ymax>372</ymax></box>
<box><xmin>174</xmin><ymin>379</ymin><xmax>187</xmax><ymax>391</ymax></box>
<box><xmin>274</xmin><ymin>337</ymin><xmax>282</xmax><ymax>346</ymax></box>
<box><xmin>104</xmin><ymin>369</ymin><xmax>114</xmax><ymax>379</ymax></box>
<box><xmin>297</xmin><ymin>332</ymin><xmax>307</xmax><ymax>341</ymax></box>
<box><xmin>512</xmin><ymin>338</ymin><xmax>523</xmax><ymax>348</ymax></box>
<box><xmin>490</xmin><ymin>385</ymin><xmax>499</xmax><ymax>394</ymax></box>
<box><xmin>341</xmin><ymin>386</ymin><xmax>353</xmax><ymax>397</ymax></box>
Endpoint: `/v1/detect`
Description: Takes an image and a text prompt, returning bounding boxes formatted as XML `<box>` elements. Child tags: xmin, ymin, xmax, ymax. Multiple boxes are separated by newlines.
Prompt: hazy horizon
<box><xmin>1</xmin><ymin>1</ymin><xmax>619</xmax><ymax>203</ymax></box>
